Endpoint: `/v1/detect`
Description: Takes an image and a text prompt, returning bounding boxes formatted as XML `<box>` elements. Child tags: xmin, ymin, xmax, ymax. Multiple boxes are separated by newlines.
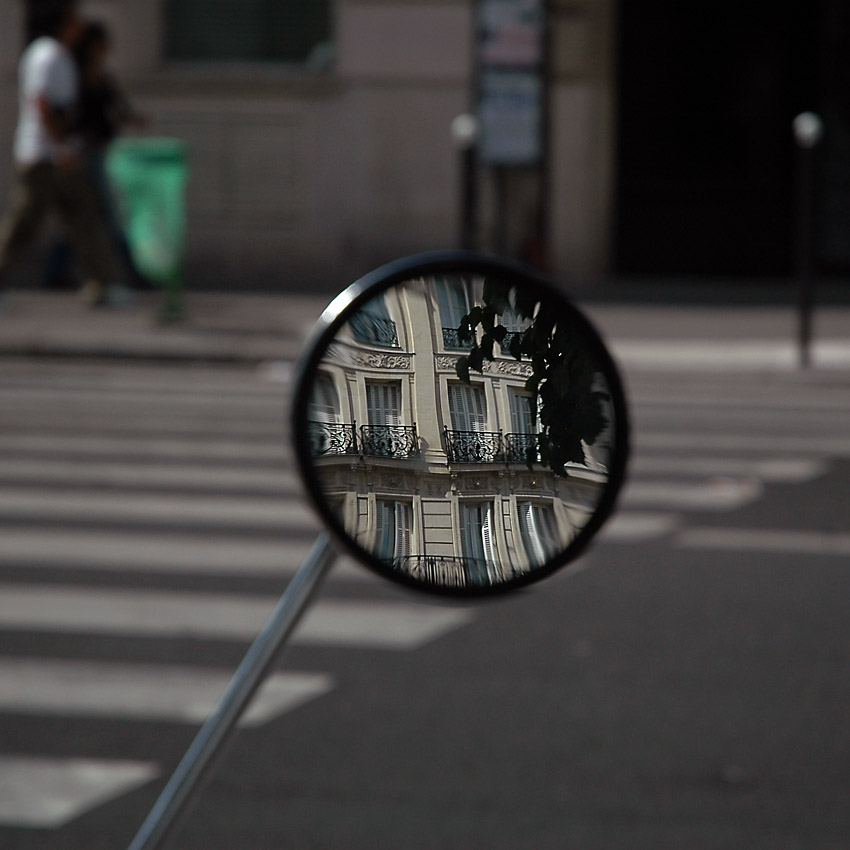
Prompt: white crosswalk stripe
<box><xmin>0</xmin><ymin>659</ymin><xmax>333</xmax><ymax>727</ymax></box>
<box><xmin>0</xmin><ymin>362</ymin><xmax>476</xmax><ymax>828</ymax></box>
<box><xmin>0</xmin><ymin>757</ymin><xmax>160</xmax><ymax>828</ymax></box>
<box><xmin>0</xmin><ymin>527</ymin><xmax>370</xmax><ymax>579</ymax></box>
<box><xmin>0</xmin><ymin>358</ymin><xmax>840</xmax><ymax>831</ymax></box>
<box><xmin>0</xmin><ymin>457</ymin><xmax>299</xmax><ymax>493</ymax></box>
<box><xmin>0</xmin><ymin>585</ymin><xmax>474</xmax><ymax>649</ymax></box>
<box><xmin>0</xmin><ymin>486</ymin><xmax>314</xmax><ymax>529</ymax></box>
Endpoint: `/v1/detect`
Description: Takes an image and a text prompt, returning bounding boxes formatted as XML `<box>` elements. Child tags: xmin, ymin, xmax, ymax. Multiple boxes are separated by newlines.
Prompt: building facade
<box><xmin>4</xmin><ymin>1</ymin><xmax>842</xmax><ymax>287</ymax></box>
<box><xmin>0</xmin><ymin>0</ymin><xmax>616</xmax><ymax>290</ymax></box>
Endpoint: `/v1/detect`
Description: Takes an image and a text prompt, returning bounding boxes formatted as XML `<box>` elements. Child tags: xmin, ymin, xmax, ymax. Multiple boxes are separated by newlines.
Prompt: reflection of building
<box><xmin>309</xmin><ymin>276</ymin><xmax>610</xmax><ymax>588</ymax></box>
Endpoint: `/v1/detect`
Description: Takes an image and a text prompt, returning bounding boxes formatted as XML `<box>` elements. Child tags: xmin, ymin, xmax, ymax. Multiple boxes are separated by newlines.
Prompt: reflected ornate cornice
<box><xmin>349</xmin><ymin>351</ymin><xmax>413</xmax><ymax>370</ymax></box>
<box><xmin>323</xmin><ymin>342</ymin><xmax>413</xmax><ymax>371</ymax></box>
<box><xmin>435</xmin><ymin>355</ymin><xmax>532</xmax><ymax>378</ymax></box>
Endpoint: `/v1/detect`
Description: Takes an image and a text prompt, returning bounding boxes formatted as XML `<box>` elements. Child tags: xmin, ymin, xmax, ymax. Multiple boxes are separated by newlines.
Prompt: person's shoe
<box><xmin>78</xmin><ymin>280</ymin><xmax>107</xmax><ymax>307</ymax></box>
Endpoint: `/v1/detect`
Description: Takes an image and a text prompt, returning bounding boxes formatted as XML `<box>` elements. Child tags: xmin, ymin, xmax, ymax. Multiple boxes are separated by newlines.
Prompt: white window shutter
<box><xmin>519</xmin><ymin>501</ymin><xmax>559</xmax><ymax>567</ymax></box>
<box><xmin>510</xmin><ymin>390</ymin><xmax>535</xmax><ymax>434</ymax></box>
<box><xmin>481</xmin><ymin>503</ymin><xmax>495</xmax><ymax>565</ymax></box>
<box><xmin>367</xmin><ymin>382</ymin><xmax>400</xmax><ymax>426</ymax></box>
<box><xmin>449</xmin><ymin>384</ymin><xmax>486</xmax><ymax>431</ymax></box>
<box><xmin>310</xmin><ymin>374</ymin><xmax>338</xmax><ymax>424</ymax></box>
<box><xmin>394</xmin><ymin>502</ymin><xmax>411</xmax><ymax>559</ymax></box>
<box><xmin>376</xmin><ymin>500</ymin><xmax>411</xmax><ymax>561</ymax></box>
<box><xmin>459</xmin><ymin>503</ymin><xmax>479</xmax><ymax>562</ymax></box>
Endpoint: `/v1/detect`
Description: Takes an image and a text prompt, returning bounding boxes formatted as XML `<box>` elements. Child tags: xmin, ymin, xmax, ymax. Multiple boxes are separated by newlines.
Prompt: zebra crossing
<box><xmin>0</xmin><ymin>357</ymin><xmax>844</xmax><ymax>834</ymax></box>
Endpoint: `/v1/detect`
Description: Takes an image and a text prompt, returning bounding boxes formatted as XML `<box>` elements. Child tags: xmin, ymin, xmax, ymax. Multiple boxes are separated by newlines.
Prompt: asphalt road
<box><xmin>0</xmin><ymin>352</ymin><xmax>848</xmax><ymax>849</ymax></box>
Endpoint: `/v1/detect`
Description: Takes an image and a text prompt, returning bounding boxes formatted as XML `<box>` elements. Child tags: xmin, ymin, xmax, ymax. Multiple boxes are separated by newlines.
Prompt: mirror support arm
<box><xmin>127</xmin><ymin>533</ymin><xmax>338</xmax><ymax>850</ymax></box>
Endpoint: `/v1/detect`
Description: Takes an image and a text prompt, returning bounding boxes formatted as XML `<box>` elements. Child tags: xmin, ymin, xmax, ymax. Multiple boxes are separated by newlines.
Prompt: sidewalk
<box><xmin>1</xmin><ymin>287</ymin><xmax>849</xmax><ymax>373</ymax></box>
<box><xmin>0</xmin><ymin>290</ymin><xmax>329</xmax><ymax>364</ymax></box>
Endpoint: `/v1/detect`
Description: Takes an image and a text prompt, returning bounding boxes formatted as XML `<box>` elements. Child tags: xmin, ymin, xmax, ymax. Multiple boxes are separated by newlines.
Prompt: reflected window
<box><xmin>509</xmin><ymin>390</ymin><xmax>535</xmax><ymax>434</ymax></box>
<box><xmin>435</xmin><ymin>277</ymin><xmax>473</xmax><ymax>350</ymax></box>
<box><xmin>449</xmin><ymin>384</ymin><xmax>487</xmax><ymax>432</ymax></box>
<box><xmin>446</xmin><ymin>384</ymin><xmax>501</xmax><ymax>463</ymax></box>
<box><xmin>376</xmin><ymin>499</ymin><xmax>412</xmax><ymax>563</ymax></box>
<box><xmin>518</xmin><ymin>501</ymin><xmax>560</xmax><ymax>567</ymax></box>
<box><xmin>504</xmin><ymin>389</ymin><xmax>540</xmax><ymax>464</ymax></box>
<box><xmin>499</xmin><ymin>309</ymin><xmax>532</xmax><ymax>355</ymax></box>
<box><xmin>350</xmin><ymin>295</ymin><xmax>399</xmax><ymax>348</ymax></box>
<box><xmin>366</xmin><ymin>381</ymin><xmax>401</xmax><ymax>427</ymax></box>
<box><xmin>362</xmin><ymin>381</ymin><xmax>418</xmax><ymax>458</ymax></box>
<box><xmin>310</xmin><ymin>373</ymin><xmax>339</xmax><ymax>424</ymax></box>
<box><xmin>164</xmin><ymin>0</ymin><xmax>331</xmax><ymax>65</ymax></box>
<box><xmin>307</xmin><ymin>373</ymin><xmax>356</xmax><ymax>456</ymax></box>
<box><xmin>460</xmin><ymin>501</ymin><xmax>497</xmax><ymax>583</ymax></box>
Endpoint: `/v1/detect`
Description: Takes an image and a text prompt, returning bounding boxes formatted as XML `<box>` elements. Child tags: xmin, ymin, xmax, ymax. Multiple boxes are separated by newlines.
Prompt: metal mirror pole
<box><xmin>127</xmin><ymin>533</ymin><xmax>337</xmax><ymax>850</ymax></box>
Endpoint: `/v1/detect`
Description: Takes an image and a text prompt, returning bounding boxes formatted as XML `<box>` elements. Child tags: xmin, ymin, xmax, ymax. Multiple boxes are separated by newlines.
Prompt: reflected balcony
<box><xmin>442</xmin><ymin>326</ymin><xmax>474</xmax><ymax>351</ymax></box>
<box><xmin>444</xmin><ymin>429</ymin><xmax>545</xmax><ymax>465</ymax></box>
<box><xmin>308</xmin><ymin>421</ymin><xmax>358</xmax><ymax>457</ymax></box>
<box><xmin>388</xmin><ymin>554</ymin><xmax>494</xmax><ymax>588</ymax></box>
<box><xmin>350</xmin><ymin>314</ymin><xmax>399</xmax><ymax>348</ymax></box>
<box><xmin>444</xmin><ymin>428</ymin><xmax>503</xmax><ymax>463</ymax></box>
<box><xmin>502</xmin><ymin>432</ymin><xmax>543</xmax><ymax>464</ymax></box>
<box><xmin>499</xmin><ymin>330</ymin><xmax>524</xmax><ymax>354</ymax></box>
<box><xmin>359</xmin><ymin>424</ymin><xmax>419</xmax><ymax>459</ymax></box>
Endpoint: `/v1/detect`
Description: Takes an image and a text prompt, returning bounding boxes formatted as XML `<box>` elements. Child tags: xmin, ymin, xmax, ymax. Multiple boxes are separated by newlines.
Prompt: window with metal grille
<box><xmin>164</xmin><ymin>0</ymin><xmax>332</xmax><ymax>65</ymax></box>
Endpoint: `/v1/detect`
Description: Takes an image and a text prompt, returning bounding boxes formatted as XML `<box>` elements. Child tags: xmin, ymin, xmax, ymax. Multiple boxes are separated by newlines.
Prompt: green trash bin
<box><xmin>107</xmin><ymin>137</ymin><xmax>188</xmax><ymax>321</ymax></box>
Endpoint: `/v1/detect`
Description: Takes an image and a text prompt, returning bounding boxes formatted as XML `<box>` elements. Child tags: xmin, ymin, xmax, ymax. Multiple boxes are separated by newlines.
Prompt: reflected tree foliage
<box><xmin>455</xmin><ymin>277</ymin><xmax>610</xmax><ymax>476</ymax></box>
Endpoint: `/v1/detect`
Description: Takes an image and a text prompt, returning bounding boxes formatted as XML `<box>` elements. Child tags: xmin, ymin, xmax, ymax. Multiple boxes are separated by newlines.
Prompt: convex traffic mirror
<box><xmin>129</xmin><ymin>252</ymin><xmax>631</xmax><ymax>848</ymax></box>
<box><xmin>292</xmin><ymin>251</ymin><xmax>630</xmax><ymax>596</ymax></box>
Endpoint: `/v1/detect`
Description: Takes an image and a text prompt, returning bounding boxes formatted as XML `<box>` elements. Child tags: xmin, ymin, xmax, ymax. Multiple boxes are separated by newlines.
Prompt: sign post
<box><xmin>792</xmin><ymin>112</ymin><xmax>824</xmax><ymax>370</ymax></box>
<box><xmin>474</xmin><ymin>0</ymin><xmax>548</xmax><ymax>266</ymax></box>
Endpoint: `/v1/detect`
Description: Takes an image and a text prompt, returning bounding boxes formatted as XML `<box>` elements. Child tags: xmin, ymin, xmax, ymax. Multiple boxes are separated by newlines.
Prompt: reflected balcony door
<box><xmin>459</xmin><ymin>501</ymin><xmax>497</xmax><ymax>585</ymax></box>
<box><xmin>446</xmin><ymin>384</ymin><xmax>496</xmax><ymax>462</ymax></box>
<box><xmin>435</xmin><ymin>276</ymin><xmax>474</xmax><ymax>351</ymax></box>
<box><xmin>517</xmin><ymin>501</ymin><xmax>561</xmax><ymax>568</ymax></box>
<box><xmin>504</xmin><ymin>389</ymin><xmax>542</xmax><ymax>465</ymax></box>
<box><xmin>308</xmin><ymin>374</ymin><xmax>357</xmax><ymax>456</ymax></box>
<box><xmin>364</xmin><ymin>381</ymin><xmax>419</xmax><ymax>458</ymax></box>
<box><xmin>376</xmin><ymin>499</ymin><xmax>412</xmax><ymax>564</ymax></box>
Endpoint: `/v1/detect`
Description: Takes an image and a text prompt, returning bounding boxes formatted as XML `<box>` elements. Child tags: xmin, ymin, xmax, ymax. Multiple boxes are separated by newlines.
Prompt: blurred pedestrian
<box><xmin>44</xmin><ymin>19</ymin><xmax>151</xmax><ymax>293</ymax></box>
<box><xmin>0</xmin><ymin>0</ymin><xmax>121</xmax><ymax>307</ymax></box>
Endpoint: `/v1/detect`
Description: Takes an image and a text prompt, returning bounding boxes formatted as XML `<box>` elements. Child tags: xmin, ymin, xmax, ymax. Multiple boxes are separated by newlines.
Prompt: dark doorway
<box><xmin>615</xmin><ymin>2</ymin><xmax>823</xmax><ymax>275</ymax></box>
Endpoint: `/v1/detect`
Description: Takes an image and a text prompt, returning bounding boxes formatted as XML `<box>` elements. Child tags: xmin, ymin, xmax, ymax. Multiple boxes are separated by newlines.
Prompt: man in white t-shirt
<box><xmin>0</xmin><ymin>0</ymin><xmax>119</xmax><ymax>305</ymax></box>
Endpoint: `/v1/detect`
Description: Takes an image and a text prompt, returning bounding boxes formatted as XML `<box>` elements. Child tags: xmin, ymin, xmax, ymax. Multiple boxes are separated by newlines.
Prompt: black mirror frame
<box><xmin>290</xmin><ymin>250</ymin><xmax>631</xmax><ymax>598</ymax></box>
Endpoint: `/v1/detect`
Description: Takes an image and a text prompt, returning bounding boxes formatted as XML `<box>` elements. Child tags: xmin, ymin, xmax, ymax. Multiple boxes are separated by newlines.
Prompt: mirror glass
<box><xmin>293</xmin><ymin>256</ymin><xmax>629</xmax><ymax>596</ymax></box>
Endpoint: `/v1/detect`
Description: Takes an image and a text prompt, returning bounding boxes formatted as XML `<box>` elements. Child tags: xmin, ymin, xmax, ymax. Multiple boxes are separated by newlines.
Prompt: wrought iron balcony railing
<box><xmin>442</xmin><ymin>326</ymin><xmax>474</xmax><ymax>350</ymax></box>
<box><xmin>350</xmin><ymin>314</ymin><xmax>399</xmax><ymax>348</ymax></box>
<box><xmin>387</xmin><ymin>554</ymin><xmax>495</xmax><ymax>588</ymax></box>
<box><xmin>499</xmin><ymin>330</ymin><xmax>524</xmax><ymax>353</ymax></box>
<box><xmin>307</xmin><ymin>421</ymin><xmax>358</xmax><ymax>457</ymax></box>
<box><xmin>502</xmin><ymin>431</ymin><xmax>542</xmax><ymax>464</ymax></box>
<box><xmin>444</xmin><ymin>429</ymin><xmax>545</xmax><ymax>465</ymax></box>
<box><xmin>359</xmin><ymin>424</ymin><xmax>419</xmax><ymax>459</ymax></box>
<box><xmin>444</xmin><ymin>428</ymin><xmax>503</xmax><ymax>463</ymax></box>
